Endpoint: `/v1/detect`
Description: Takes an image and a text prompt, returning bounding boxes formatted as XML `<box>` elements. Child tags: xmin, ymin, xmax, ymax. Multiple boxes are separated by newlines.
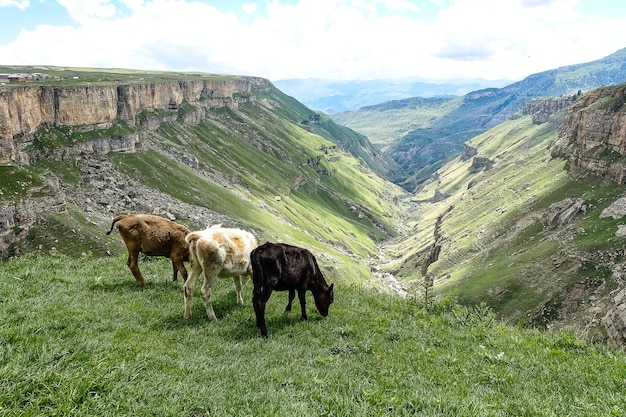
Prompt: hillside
<box><xmin>0</xmin><ymin>66</ymin><xmax>407</xmax><ymax>288</ymax></box>
<box><xmin>2</xmin><ymin>254</ymin><xmax>624</xmax><ymax>416</ymax></box>
<box><xmin>273</xmin><ymin>77</ymin><xmax>510</xmax><ymax>114</ymax></box>
<box><xmin>3</xmin><ymin>65</ymin><xmax>626</xmax><ymax>350</ymax></box>
<box><xmin>380</xmin><ymin>88</ymin><xmax>626</xmax><ymax>348</ymax></box>
<box><xmin>333</xmin><ymin>47</ymin><xmax>626</xmax><ymax>190</ymax></box>
<box><xmin>332</xmin><ymin>96</ymin><xmax>463</xmax><ymax>149</ymax></box>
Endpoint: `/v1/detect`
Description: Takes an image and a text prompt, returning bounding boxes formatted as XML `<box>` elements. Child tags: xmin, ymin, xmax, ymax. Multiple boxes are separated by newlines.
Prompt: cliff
<box><xmin>0</xmin><ymin>76</ymin><xmax>269</xmax><ymax>255</ymax></box>
<box><xmin>0</xmin><ymin>77</ymin><xmax>268</xmax><ymax>165</ymax></box>
<box><xmin>515</xmin><ymin>95</ymin><xmax>577</xmax><ymax>124</ymax></box>
<box><xmin>545</xmin><ymin>83</ymin><xmax>626</xmax><ymax>348</ymax></box>
<box><xmin>0</xmin><ymin>174</ymin><xmax>67</xmax><ymax>258</ymax></box>
<box><xmin>551</xmin><ymin>83</ymin><xmax>626</xmax><ymax>183</ymax></box>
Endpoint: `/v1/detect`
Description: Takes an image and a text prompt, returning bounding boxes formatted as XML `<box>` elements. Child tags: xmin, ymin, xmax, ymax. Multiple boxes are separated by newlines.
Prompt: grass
<box><xmin>381</xmin><ymin>113</ymin><xmax>626</xmax><ymax>332</ymax></box>
<box><xmin>331</xmin><ymin>97</ymin><xmax>463</xmax><ymax>147</ymax></box>
<box><xmin>0</xmin><ymin>65</ymin><xmax>243</xmax><ymax>89</ymax></box>
<box><xmin>1</xmin><ymin>253</ymin><xmax>625</xmax><ymax>416</ymax></box>
<box><xmin>0</xmin><ymin>166</ymin><xmax>44</xmax><ymax>198</ymax></box>
<box><xmin>26</xmin><ymin>121</ymin><xmax>138</xmax><ymax>151</ymax></box>
<box><xmin>4</xmin><ymin>76</ymin><xmax>406</xmax><ymax>288</ymax></box>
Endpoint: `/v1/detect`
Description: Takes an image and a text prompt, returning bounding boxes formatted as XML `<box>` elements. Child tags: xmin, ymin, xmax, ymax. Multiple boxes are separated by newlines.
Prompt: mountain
<box><xmin>3</xmin><ymin>65</ymin><xmax>626</xmax><ymax>349</ymax></box>
<box><xmin>333</xmin><ymin>47</ymin><xmax>626</xmax><ymax>190</ymax></box>
<box><xmin>380</xmin><ymin>87</ymin><xmax>626</xmax><ymax>348</ymax></box>
<box><xmin>273</xmin><ymin>77</ymin><xmax>512</xmax><ymax>114</ymax></box>
<box><xmin>0</xmin><ymin>66</ymin><xmax>406</xmax><ymax>287</ymax></box>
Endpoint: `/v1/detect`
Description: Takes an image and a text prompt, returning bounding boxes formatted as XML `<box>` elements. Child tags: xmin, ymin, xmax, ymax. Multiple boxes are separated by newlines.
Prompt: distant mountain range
<box><xmin>272</xmin><ymin>77</ymin><xmax>513</xmax><ymax>114</ymax></box>
<box><xmin>331</xmin><ymin>47</ymin><xmax>626</xmax><ymax>190</ymax></box>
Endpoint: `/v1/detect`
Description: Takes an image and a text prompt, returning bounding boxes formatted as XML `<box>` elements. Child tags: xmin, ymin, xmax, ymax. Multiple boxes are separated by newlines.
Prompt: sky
<box><xmin>1</xmin><ymin>0</ymin><xmax>626</xmax><ymax>83</ymax></box>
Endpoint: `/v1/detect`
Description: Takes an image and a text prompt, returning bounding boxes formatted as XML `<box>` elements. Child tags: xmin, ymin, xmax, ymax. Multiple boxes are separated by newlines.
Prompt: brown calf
<box><xmin>106</xmin><ymin>214</ymin><xmax>190</xmax><ymax>287</ymax></box>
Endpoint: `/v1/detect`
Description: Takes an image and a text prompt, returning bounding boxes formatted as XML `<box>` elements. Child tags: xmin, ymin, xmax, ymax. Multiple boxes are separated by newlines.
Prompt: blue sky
<box><xmin>1</xmin><ymin>0</ymin><xmax>626</xmax><ymax>82</ymax></box>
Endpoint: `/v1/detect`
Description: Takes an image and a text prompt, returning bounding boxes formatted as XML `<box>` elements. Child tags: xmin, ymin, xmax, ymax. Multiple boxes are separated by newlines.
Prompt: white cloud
<box><xmin>120</xmin><ymin>0</ymin><xmax>145</xmax><ymax>10</ymax></box>
<box><xmin>57</xmin><ymin>0</ymin><xmax>117</xmax><ymax>21</ymax></box>
<box><xmin>0</xmin><ymin>0</ymin><xmax>624</xmax><ymax>81</ymax></box>
<box><xmin>0</xmin><ymin>0</ymin><xmax>29</xmax><ymax>9</ymax></box>
<box><xmin>242</xmin><ymin>2</ymin><xmax>257</xmax><ymax>15</ymax></box>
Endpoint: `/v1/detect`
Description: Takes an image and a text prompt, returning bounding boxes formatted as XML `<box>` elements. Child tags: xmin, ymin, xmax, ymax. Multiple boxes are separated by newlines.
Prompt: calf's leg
<box><xmin>171</xmin><ymin>256</ymin><xmax>188</xmax><ymax>283</ymax></box>
<box><xmin>298</xmin><ymin>289</ymin><xmax>308</xmax><ymax>320</ymax></box>
<box><xmin>253</xmin><ymin>287</ymin><xmax>273</xmax><ymax>338</ymax></box>
<box><xmin>126</xmin><ymin>250</ymin><xmax>146</xmax><ymax>288</ymax></box>
<box><xmin>200</xmin><ymin>265</ymin><xmax>220</xmax><ymax>321</ymax></box>
<box><xmin>183</xmin><ymin>261</ymin><xmax>202</xmax><ymax>319</ymax></box>
<box><xmin>285</xmin><ymin>289</ymin><xmax>295</xmax><ymax>312</ymax></box>
<box><xmin>232</xmin><ymin>275</ymin><xmax>245</xmax><ymax>305</ymax></box>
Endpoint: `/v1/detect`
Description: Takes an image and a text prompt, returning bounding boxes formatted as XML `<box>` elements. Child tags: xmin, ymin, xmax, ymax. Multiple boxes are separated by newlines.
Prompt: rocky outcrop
<box><xmin>516</xmin><ymin>95</ymin><xmax>577</xmax><ymax>124</ymax></box>
<box><xmin>543</xmin><ymin>100</ymin><xmax>626</xmax><ymax>346</ymax></box>
<box><xmin>600</xmin><ymin>287</ymin><xmax>626</xmax><ymax>350</ymax></box>
<box><xmin>469</xmin><ymin>156</ymin><xmax>493</xmax><ymax>173</ymax></box>
<box><xmin>0</xmin><ymin>77</ymin><xmax>269</xmax><ymax>165</ymax></box>
<box><xmin>0</xmin><ymin>76</ymin><xmax>270</xmax><ymax>254</ymax></box>
<box><xmin>544</xmin><ymin>198</ymin><xmax>587</xmax><ymax>227</ymax></box>
<box><xmin>0</xmin><ymin>174</ymin><xmax>67</xmax><ymax>257</ymax></box>
<box><xmin>461</xmin><ymin>143</ymin><xmax>478</xmax><ymax>160</ymax></box>
<box><xmin>551</xmin><ymin>83</ymin><xmax>626</xmax><ymax>183</ymax></box>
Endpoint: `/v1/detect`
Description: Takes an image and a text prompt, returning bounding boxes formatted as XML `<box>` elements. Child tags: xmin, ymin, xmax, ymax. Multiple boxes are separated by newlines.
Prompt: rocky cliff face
<box><xmin>546</xmin><ymin>84</ymin><xmax>626</xmax><ymax>349</ymax></box>
<box><xmin>0</xmin><ymin>76</ymin><xmax>269</xmax><ymax>255</ymax></box>
<box><xmin>551</xmin><ymin>83</ymin><xmax>626</xmax><ymax>183</ymax></box>
<box><xmin>0</xmin><ymin>77</ymin><xmax>268</xmax><ymax>165</ymax></box>
<box><xmin>0</xmin><ymin>174</ymin><xmax>67</xmax><ymax>258</ymax></box>
<box><xmin>515</xmin><ymin>95</ymin><xmax>577</xmax><ymax>124</ymax></box>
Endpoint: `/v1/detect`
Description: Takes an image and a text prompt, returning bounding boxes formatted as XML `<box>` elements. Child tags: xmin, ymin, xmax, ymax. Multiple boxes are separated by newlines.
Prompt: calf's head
<box><xmin>313</xmin><ymin>283</ymin><xmax>334</xmax><ymax>316</ymax></box>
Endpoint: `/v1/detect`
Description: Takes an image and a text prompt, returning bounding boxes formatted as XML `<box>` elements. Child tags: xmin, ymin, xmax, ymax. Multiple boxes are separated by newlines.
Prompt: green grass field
<box><xmin>1</xmin><ymin>253</ymin><xmax>624</xmax><ymax>416</ymax></box>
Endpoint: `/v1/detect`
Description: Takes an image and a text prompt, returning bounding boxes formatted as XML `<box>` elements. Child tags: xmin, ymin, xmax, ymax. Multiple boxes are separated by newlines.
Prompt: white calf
<box><xmin>183</xmin><ymin>224</ymin><xmax>258</xmax><ymax>321</ymax></box>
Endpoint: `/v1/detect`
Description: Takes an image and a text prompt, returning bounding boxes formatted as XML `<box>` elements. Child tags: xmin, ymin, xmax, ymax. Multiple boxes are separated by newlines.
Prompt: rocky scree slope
<box><xmin>1</xmin><ymin>77</ymin><xmax>264</xmax><ymax>257</ymax></box>
<box><xmin>382</xmin><ymin>87</ymin><xmax>626</xmax><ymax>349</ymax></box>
<box><xmin>0</xmin><ymin>74</ymin><xmax>406</xmax><ymax>288</ymax></box>
<box><xmin>338</xmin><ymin>47</ymin><xmax>626</xmax><ymax>191</ymax></box>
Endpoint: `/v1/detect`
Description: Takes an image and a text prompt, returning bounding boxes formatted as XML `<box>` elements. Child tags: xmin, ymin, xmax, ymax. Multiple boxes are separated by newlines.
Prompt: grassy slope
<box><xmin>332</xmin><ymin>48</ymin><xmax>626</xmax><ymax>191</ymax></box>
<box><xmin>383</xmin><ymin>113</ymin><xmax>626</xmax><ymax>327</ymax></box>
<box><xmin>0</xmin><ymin>65</ymin><xmax>241</xmax><ymax>87</ymax></box>
<box><xmin>331</xmin><ymin>97</ymin><xmax>463</xmax><ymax>149</ymax></box>
<box><xmin>1</xmin><ymin>253</ymin><xmax>624</xmax><ymax>416</ymax></box>
<box><xmin>4</xmin><ymin>80</ymin><xmax>406</xmax><ymax>288</ymax></box>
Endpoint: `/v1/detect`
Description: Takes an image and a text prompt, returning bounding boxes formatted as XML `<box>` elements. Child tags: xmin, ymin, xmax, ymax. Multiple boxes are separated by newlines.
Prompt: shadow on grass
<box><xmin>88</xmin><ymin>280</ymin><xmax>142</xmax><ymax>293</ymax></box>
<box><xmin>156</xmin><ymin>302</ymin><xmax>326</xmax><ymax>341</ymax></box>
<box><xmin>156</xmin><ymin>289</ymin><xmax>253</xmax><ymax>328</ymax></box>
<box><xmin>88</xmin><ymin>278</ymin><xmax>182</xmax><ymax>293</ymax></box>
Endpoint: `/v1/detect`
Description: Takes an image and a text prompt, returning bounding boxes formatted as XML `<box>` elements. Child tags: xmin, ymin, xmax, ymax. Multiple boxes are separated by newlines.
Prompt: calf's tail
<box><xmin>106</xmin><ymin>215</ymin><xmax>126</xmax><ymax>235</ymax></box>
<box><xmin>185</xmin><ymin>231</ymin><xmax>202</xmax><ymax>244</ymax></box>
<box><xmin>185</xmin><ymin>232</ymin><xmax>203</xmax><ymax>265</ymax></box>
<box><xmin>250</xmin><ymin>249</ymin><xmax>265</xmax><ymax>296</ymax></box>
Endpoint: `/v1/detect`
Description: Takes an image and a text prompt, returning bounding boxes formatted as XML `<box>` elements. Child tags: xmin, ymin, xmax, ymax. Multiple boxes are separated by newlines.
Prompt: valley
<box><xmin>0</xmin><ymin>70</ymin><xmax>407</xmax><ymax>292</ymax></box>
<box><xmin>2</xmin><ymin>59</ymin><xmax>626</xmax><ymax>349</ymax></box>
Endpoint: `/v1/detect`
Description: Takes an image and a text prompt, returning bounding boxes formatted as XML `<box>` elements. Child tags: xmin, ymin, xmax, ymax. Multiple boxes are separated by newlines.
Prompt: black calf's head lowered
<box><xmin>251</xmin><ymin>242</ymin><xmax>334</xmax><ymax>337</ymax></box>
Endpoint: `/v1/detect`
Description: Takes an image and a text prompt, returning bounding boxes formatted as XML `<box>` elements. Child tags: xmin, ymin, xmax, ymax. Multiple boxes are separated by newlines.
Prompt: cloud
<box><xmin>0</xmin><ymin>0</ymin><xmax>29</xmax><ymax>9</ymax></box>
<box><xmin>520</xmin><ymin>0</ymin><xmax>558</xmax><ymax>7</ymax></box>
<box><xmin>57</xmin><ymin>0</ymin><xmax>117</xmax><ymax>21</ymax></box>
<box><xmin>0</xmin><ymin>0</ymin><xmax>625</xmax><ymax>82</ymax></box>
<box><xmin>242</xmin><ymin>2</ymin><xmax>257</xmax><ymax>15</ymax></box>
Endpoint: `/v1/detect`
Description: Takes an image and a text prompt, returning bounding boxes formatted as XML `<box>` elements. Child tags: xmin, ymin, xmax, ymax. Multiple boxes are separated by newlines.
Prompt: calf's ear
<box><xmin>328</xmin><ymin>283</ymin><xmax>334</xmax><ymax>291</ymax></box>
